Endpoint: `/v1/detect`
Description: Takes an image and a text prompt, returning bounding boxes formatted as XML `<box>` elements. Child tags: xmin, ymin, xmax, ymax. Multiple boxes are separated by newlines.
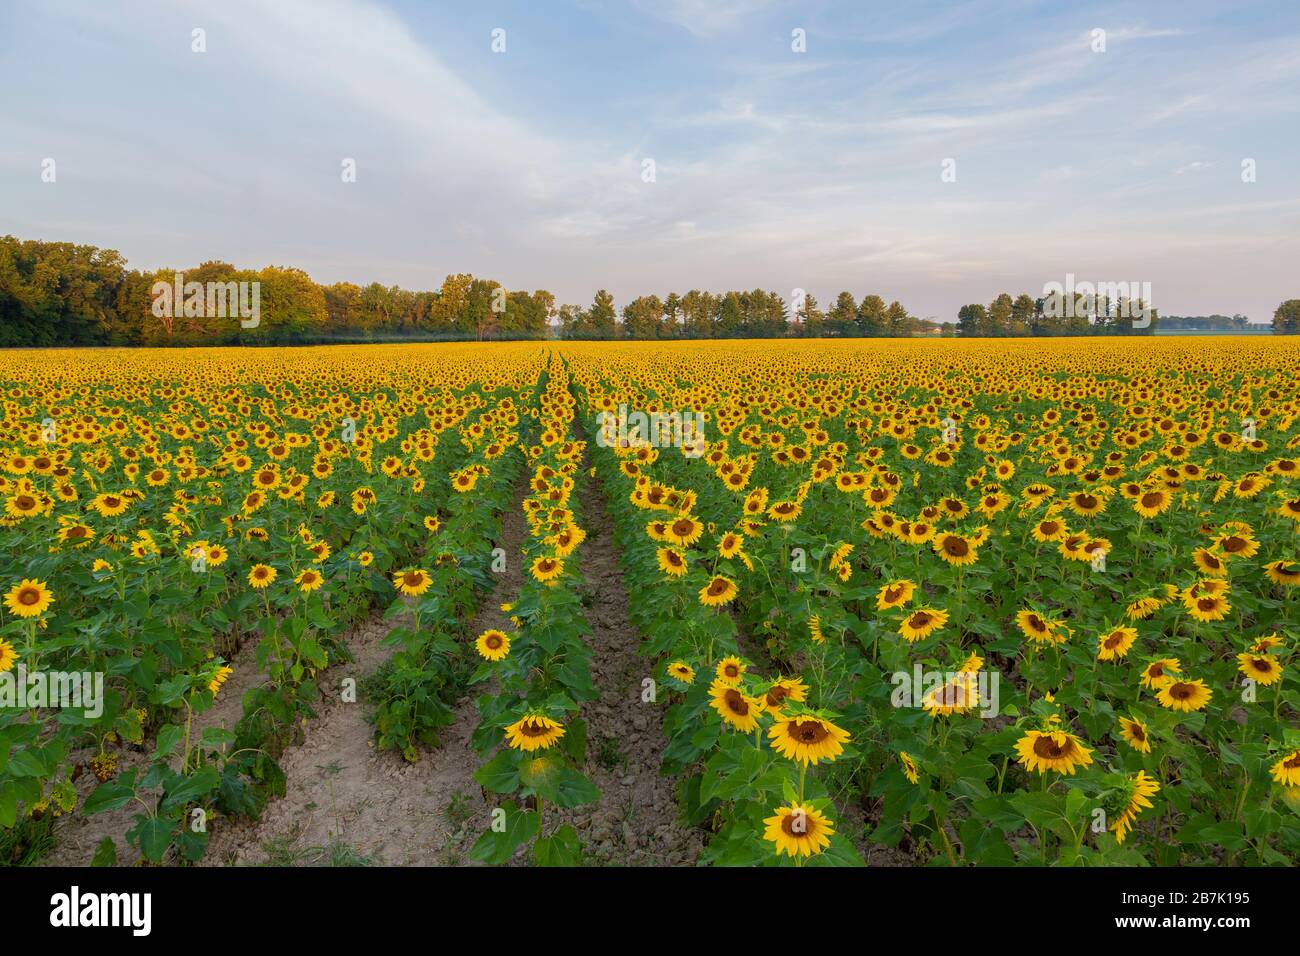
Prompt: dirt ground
<box><xmin>199</xmin><ymin>473</ymin><xmax>534</xmax><ymax>867</ymax></box>
<box><xmin>544</xmin><ymin>455</ymin><xmax>706</xmax><ymax>865</ymax></box>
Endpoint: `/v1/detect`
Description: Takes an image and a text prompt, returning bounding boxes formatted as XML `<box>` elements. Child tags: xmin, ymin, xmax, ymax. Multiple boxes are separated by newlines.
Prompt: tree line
<box><xmin>2</xmin><ymin>235</ymin><xmax>1293</xmax><ymax>346</ymax></box>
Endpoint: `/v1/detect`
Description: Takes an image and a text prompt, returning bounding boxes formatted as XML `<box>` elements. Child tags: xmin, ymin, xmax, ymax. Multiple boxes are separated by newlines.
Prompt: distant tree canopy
<box><xmin>1</xmin><ymin>235</ymin><xmax>1284</xmax><ymax>346</ymax></box>
<box><xmin>0</xmin><ymin>237</ymin><xmax>553</xmax><ymax>346</ymax></box>
<box><xmin>1272</xmin><ymin>300</ymin><xmax>1300</xmax><ymax>334</ymax></box>
<box><xmin>952</xmin><ymin>290</ymin><xmax>1164</xmax><ymax>337</ymax></box>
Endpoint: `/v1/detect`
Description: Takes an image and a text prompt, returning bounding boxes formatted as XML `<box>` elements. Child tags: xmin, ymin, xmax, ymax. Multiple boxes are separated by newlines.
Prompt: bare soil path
<box><xmin>548</xmin><ymin>449</ymin><xmax>706</xmax><ymax>865</ymax></box>
<box><xmin>199</xmin><ymin>469</ymin><xmax>532</xmax><ymax>867</ymax></box>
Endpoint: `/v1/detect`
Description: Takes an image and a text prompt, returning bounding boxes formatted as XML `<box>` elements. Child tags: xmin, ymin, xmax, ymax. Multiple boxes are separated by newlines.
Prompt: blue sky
<box><xmin>2</xmin><ymin>0</ymin><xmax>1298</xmax><ymax>322</ymax></box>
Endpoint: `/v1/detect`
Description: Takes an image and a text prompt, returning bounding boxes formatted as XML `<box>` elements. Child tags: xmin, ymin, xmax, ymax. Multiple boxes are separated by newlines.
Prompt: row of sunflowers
<box><xmin>0</xmin><ymin>346</ymin><xmax>538</xmax><ymax>863</ymax></box>
<box><xmin>562</xmin><ymin>337</ymin><xmax>1299</xmax><ymax>865</ymax></box>
<box><xmin>467</xmin><ymin>354</ymin><xmax>601</xmax><ymax>865</ymax></box>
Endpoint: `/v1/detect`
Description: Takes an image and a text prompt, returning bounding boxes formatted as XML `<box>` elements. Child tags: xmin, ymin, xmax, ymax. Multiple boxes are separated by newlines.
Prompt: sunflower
<box><xmin>295</xmin><ymin>569</ymin><xmax>324</xmax><ymax>593</ymax></box>
<box><xmin>504</xmin><ymin>713</ymin><xmax>565</xmax><ymax>752</ymax></box>
<box><xmin>1236</xmin><ymin>653</ymin><xmax>1283</xmax><ymax>686</ymax></box>
<box><xmin>1184</xmin><ymin>592</ymin><xmax>1230</xmax><ymax>623</ymax></box>
<box><xmin>1249</xmin><ymin>632</ymin><xmax>1283</xmax><ymax>652</ymax></box>
<box><xmin>357</xmin><ymin>551</ymin><xmax>374</xmax><ymax>567</ymax></box>
<box><xmin>1110</xmin><ymin>770</ymin><xmax>1160</xmax><ymax>844</ymax></box>
<box><xmin>1133</xmin><ymin>489</ymin><xmax>1171</xmax><ymax>518</ymax></box>
<box><xmin>1031</xmin><ymin>518</ymin><xmax>1068</xmax><ymax>542</ymax></box>
<box><xmin>709</xmin><ymin>680</ymin><xmax>764</xmax><ymax>732</ymax></box>
<box><xmin>530</xmin><ymin>556</ymin><xmax>564</xmax><ymax>584</ymax></box>
<box><xmin>90</xmin><ymin>493</ymin><xmax>130</xmax><ymax>518</ymax></box>
<box><xmin>807</xmin><ymin>614</ymin><xmax>825</xmax><ymax>644</ymax></box>
<box><xmin>899</xmin><ymin>751</ymin><xmax>920</xmax><ymax>784</ymax></box>
<box><xmin>760</xmin><ymin>676</ymin><xmax>809</xmax><ymax>717</ymax></box>
<box><xmin>921</xmin><ymin>672</ymin><xmax>980</xmax><ymax>717</ymax></box>
<box><xmin>666</xmin><ymin>661</ymin><xmax>695</xmax><ymax>684</ymax></box>
<box><xmin>1140</xmin><ymin>658</ymin><xmax>1181</xmax><ymax>689</ymax></box>
<box><xmin>933</xmin><ymin>532</ymin><xmax>978</xmax><ymax>567</ymax></box>
<box><xmin>247</xmin><ymin>564</ymin><xmax>277</xmax><ymax>589</ymax></box>
<box><xmin>1014</xmin><ymin>729</ymin><xmax>1094</xmax><ymax>775</ymax></box>
<box><xmin>762</xmin><ymin>802</ymin><xmax>834</xmax><ymax>858</ymax></box>
<box><xmin>699</xmin><ymin>575</ymin><xmax>738</xmax><ymax>606</ymax></box>
<box><xmin>1263</xmin><ymin>559</ymin><xmax>1300</xmax><ymax>587</ymax></box>
<box><xmin>392</xmin><ymin>567</ymin><xmax>432</xmax><ymax>597</ymax></box>
<box><xmin>899</xmin><ymin>607</ymin><xmax>948</xmax><ymax>642</ymax></box>
<box><xmin>1117</xmin><ymin>715</ymin><xmax>1152</xmax><ymax>754</ymax></box>
<box><xmin>655</xmin><ymin>547</ymin><xmax>688</xmax><ymax>577</ymax></box>
<box><xmin>767</xmin><ymin>500</ymin><xmax>801</xmax><ymax>523</ymax></box>
<box><xmin>4</xmin><ymin>579</ymin><xmax>53</xmax><ymax>618</ymax></box>
<box><xmin>1125</xmin><ymin>594</ymin><xmax>1164</xmax><ymax>621</ymax></box>
<box><xmin>1156</xmin><ymin>678</ymin><xmax>1213</xmax><ymax>712</ymax></box>
<box><xmin>1192</xmin><ymin>547</ymin><xmax>1228</xmax><ymax>577</ymax></box>
<box><xmin>876</xmin><ymin>579</ymin><xmax>916</xmax><ymax>610</ymax></box>
<box><xmin>1271</xmin><ymin>750</ymin><xmax>1300</xmax><ymax>788</ymax></box>
<box><xmin>665</xmin><ymin>515</ymin><xmax>704</xmax><ymax>547</ymax></box>
<box><xmin>56</xmin><ymin>522</ymin><xmax>95</xmax><ymax>547</ymax></box>
<box><xmin>715</xmin><ymin>656</ymin><xmax>746</xmax><ymax>686</ymax></box>
<box><xmin>475</xmin><ymin>629</ymin><xmax>510</xmax><ymax>661</ymax></box>
<box><xmin>1096</xmin><ymin>625</ymin><xmax>1138</xmax><ymax>661</ymax></box>
<box><xmin>207</xmin><ymin>665</ymin><xmax>234</xmax><ymax>697</ymax></box>
<box><xmin>1216</xmin><ymin>531</ymin><xmax>1259</xmax><ymax>560</ymax></box>
<box><xmin>768</xmin><ymin>714</ymin><xmax>849</xmax><ymax>765</ymax></box>
<box><xmin>1016</xmin><ymin>609</ymin><xmax>1064</xmax><ymax>645</ymax></box>
<box><xmin>0</xmin><ymin>638</ymin><xmax>17</xmax><ymax>673</ymax></box>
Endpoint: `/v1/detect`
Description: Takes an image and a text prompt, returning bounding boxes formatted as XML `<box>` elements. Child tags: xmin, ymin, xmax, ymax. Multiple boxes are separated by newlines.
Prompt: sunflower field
<box><xmin>1</xmin><ymin>338</ymin><xmax>1297</xmax><ymax>867</ymax></box>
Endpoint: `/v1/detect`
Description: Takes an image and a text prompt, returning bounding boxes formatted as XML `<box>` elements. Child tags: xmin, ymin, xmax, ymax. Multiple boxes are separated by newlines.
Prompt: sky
<box><xmin>1</xmin><ymin>0</ymin><xmax>1298</xmax><ymax>323</ymax></box>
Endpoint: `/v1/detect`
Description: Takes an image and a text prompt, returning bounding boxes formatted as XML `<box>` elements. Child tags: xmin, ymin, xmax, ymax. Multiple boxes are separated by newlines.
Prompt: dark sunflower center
<box><xmin>18</xmin><ymin>588</ymin><xmax>41</xmax><ymax>606</ymax></box>
<box><xmin>519</xmin><ymin>720</ymin><xmax>550</xmax><ymax>737</ymax></box>
<box><xmin>1032</xmin><ymin>736</ymin><xmax>1069</xmax><ymax>759</ymax></box>
<box><xmin>1168</xmin><ymin>682</ymin><xmax>1194</xmax><ymax>700</ymax></box>
<box><xmin>790</xmin><ymin>720</ymin><xmax>829</xmax><ymax>743</ymax></box>
<box><xmin>724</xmin><ymin>689</ymin><xmax>749</xmax><ymax>716</ymax></box>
